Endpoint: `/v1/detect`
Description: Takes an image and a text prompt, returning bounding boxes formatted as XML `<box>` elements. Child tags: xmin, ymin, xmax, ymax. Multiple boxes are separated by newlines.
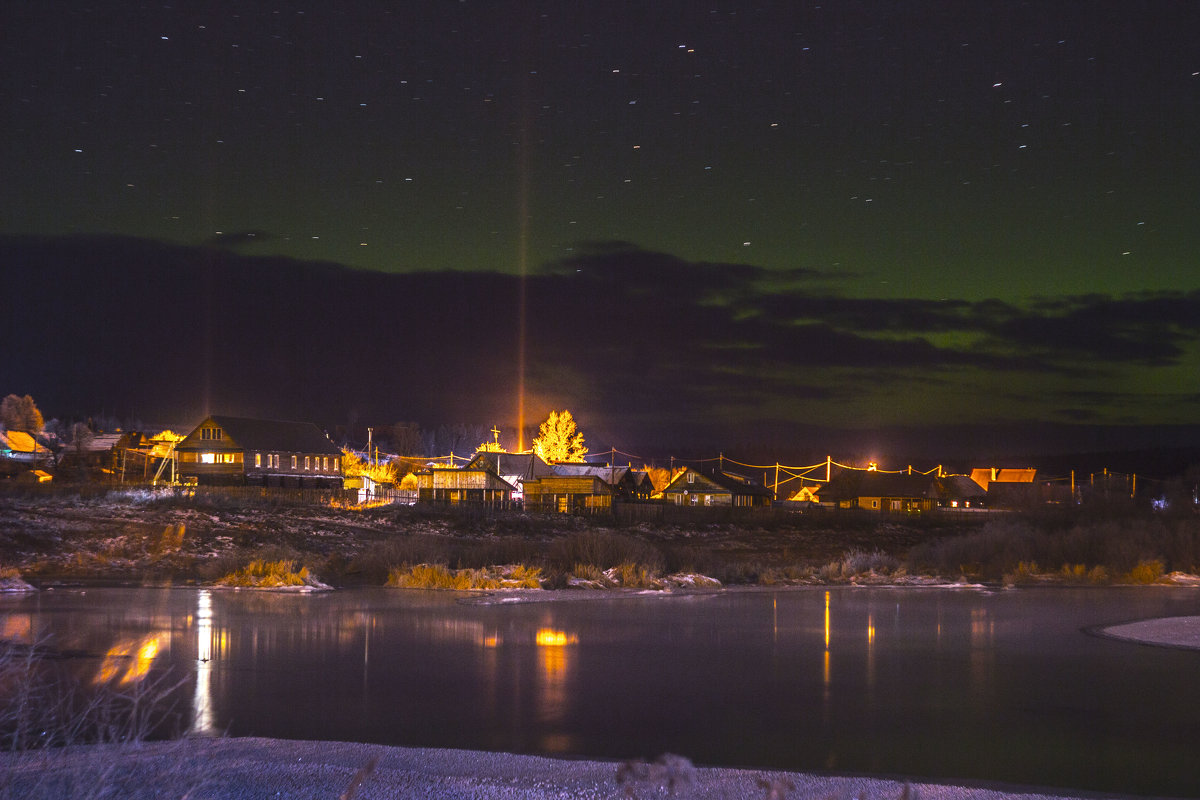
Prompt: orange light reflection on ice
<box><xmin>535</xmin><ymin>628</ymin><xmax>578</xmax><ymax>647</ymax></box>
<box><xmin>95</xmin><ymin>634</ymin><xmax>166</xmax><ymax>685</ymax></box>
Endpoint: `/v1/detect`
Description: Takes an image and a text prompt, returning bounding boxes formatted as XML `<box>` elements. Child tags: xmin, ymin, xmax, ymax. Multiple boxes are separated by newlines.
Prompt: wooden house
<box><xmin>660</xmin><ymin>468</ymin><xmax>774</xmax><ymax>508</ymax></box>
<box><xmin>176</xmin><ymin>415</ymin><xmax>343</xmax><ymax>488</ymax></box>
<box><xmin>414</xmin><ymin>465</ymin><xmax>516</xmax><ymax>506</ymax></box>
<box><xmin>971</xmin><ymin>467</ymin><xmax>1039</xmax><ymax>509</ymax></box>
<box><xmin>546</xmin><ymin>463</ymin><xmax>652</xmax><ymax>500</ymax></box>
<box><xmin>785</xmin><ymin>484</ymin><xmax>823</xmax><ymax>504</ymax></box>
<box><xmin>818</xmin><ymin>471</ymin><xmax>939</xmax><ymax>514</ymax></box>
<box><xmin>522</xmin><ymin>473</ymin><xmax>615</xmax><ymax>514</ymax></box>
<box><xmin>1</xmin><ymin>430</ymin><xmax>51</xmax><ymax>473</ymax></box>
<box><xmin>463</xmin><ymin>452</ymin><xmax>554</xmax><ymax>500</ymax></box>
<box><xmin>937</xmin><ymin>475</ymin><xmax>989</xmax><ymax>509</ymax></box>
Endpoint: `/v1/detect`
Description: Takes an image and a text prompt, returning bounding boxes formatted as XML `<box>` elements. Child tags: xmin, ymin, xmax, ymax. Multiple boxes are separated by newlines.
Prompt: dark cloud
<box><xmin>3</xmin><ymin>236</ymin><xmax>1198</xmax><ymax>455</ymax></box>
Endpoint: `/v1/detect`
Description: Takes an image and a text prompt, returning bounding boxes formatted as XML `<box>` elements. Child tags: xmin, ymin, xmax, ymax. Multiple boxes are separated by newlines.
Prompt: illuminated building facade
<box><xmin>176</xmin><ymin>415</ymin><xmax>343</xmax><ymax>487</ymax></box>
<box><xmin>660</xmin><ymin>467</ymin><xmax>773</xmax><ymax>508</ymax></box>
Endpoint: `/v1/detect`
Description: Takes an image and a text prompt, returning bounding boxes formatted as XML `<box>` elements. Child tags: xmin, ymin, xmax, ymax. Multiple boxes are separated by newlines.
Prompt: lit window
<box><xmin>687</xmin><ymin>472</ymin><xmax>695</xmax><ymax>484</ymax></box>
<box><xmin>200</xmin><ymin>453</ymin><xmax>216</xmax><ymax>464</ymax></box>
<box><xmin>322</xmin><ymin>457</ymin><xmax>328</xmax><ymax>470</ymax></box>
<box><xmin>305</xmin><ymin>456</ymin><xmax>311</xmax><ymax>470</ymax></box>
<box><xmin>332</xmin><ymin>458</ymin><xmax>339</xmax><ymax>471</ymax></box>
<box><xmin>255</xmin><ymin>453</ymin><xmax>261</xmax><ymax>468</ymax></box>
<box><xmin>291</xmin><ymin>455</ymin><xmax>297</xmax><ymax>469</ymax></box>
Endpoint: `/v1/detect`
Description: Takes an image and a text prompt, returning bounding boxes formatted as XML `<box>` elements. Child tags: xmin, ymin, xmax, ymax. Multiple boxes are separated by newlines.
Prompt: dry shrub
<box><xmin>549</xmin><ymin>531</ymin><xmax>664</xmax><ymax>573</ymax></box>
<box><xmin>606</xmin><ymin>562</ymin><xmax>660</xmax><ymax>588</ymax></box>
<box><xmin>386</xmin><ymin>563</ymin><xmax>542</xmax><ymax>590</ymax></box>
<box><xmin>1124</xmin><ymin>559</ymin><xmax>1165</xmax><ymax>584</ymax></box>
<box><xmin>216</xmin><ymin>559</ymin><xmax>312</xmax><ymax>588</ymax></box>
<box><xmin>1003</xmin><ymin>560</ymin><xmax>1041</xmax><ymax>585</ymax></box>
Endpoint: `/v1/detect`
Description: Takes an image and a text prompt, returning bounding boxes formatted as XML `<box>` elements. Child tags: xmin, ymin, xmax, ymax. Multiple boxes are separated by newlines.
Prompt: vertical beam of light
<box><xmin>515</xmin><ymin>74</ymin><xmax>531</xmax><ymax>452</ymax></box>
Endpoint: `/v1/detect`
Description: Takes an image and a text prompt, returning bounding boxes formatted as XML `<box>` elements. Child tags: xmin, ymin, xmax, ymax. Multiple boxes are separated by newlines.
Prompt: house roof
<box><xmin>821</xmin><ymin>470</ymin><xmax>940</xmax><ymax>501</ymax></box>
<box><xmin>1</xmin><ymin>430</ymin><xmax>45</xmax><ymax>455</ymax></box>
<box><xmin>466</xmin><ymin>452</ymin><xmax>554</xmax><ymax>480</ymax></box>
<box><xmin>182</xmin><ymin>416</ymin><xmax>342</xmax><ymax>455</ymax></box>
<box><xmin>663</xmin><ymin>468</ymin><xmax>774</xmax><ymax>498</ymax></box>
<box><xmin>938</xmin><ymin>474</ymin><xmax>988</xmax><ymax>499</ymax></box>
<box><xmin>549</xmin><ymin>463</ymin><xmax>631</xmax><ymax>484</ymax></box>
<box><xmin>969</xmin><ymin>467</ymin><xmax>1037</xmax><ymax>488</ymax></box>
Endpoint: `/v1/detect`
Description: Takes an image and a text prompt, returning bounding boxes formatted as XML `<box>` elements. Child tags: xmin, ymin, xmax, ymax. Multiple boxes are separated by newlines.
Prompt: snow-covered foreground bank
<box><xmin>0</xmin><ymin>737</ymin><xmax>1124</xmax><ymax>800</ymax></box>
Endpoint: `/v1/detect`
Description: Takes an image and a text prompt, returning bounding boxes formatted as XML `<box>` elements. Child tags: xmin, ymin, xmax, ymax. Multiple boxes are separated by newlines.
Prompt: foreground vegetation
<box><xmin>1</xmin><ymin>485</ymin><xmax>1199</xmax><ymax>590</ymax></box>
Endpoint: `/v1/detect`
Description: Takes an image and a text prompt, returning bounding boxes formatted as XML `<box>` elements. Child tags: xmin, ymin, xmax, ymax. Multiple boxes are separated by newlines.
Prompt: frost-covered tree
<box><xmin>532</xmin><ymin>409</ymin><xmax>587</xmax><ymax>463</ymax></box>
<box><xmin>1</xmin><ymin>394</ymin><xmax>44</xmax><ymax>432</ymax></box>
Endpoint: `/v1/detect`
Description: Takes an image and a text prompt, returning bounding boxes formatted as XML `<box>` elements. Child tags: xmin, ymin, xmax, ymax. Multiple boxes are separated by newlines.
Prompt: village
<box><xmin>2</xmin><ymin>396</ymin><xmax>1150</xmax><ymax>520</ymax></box>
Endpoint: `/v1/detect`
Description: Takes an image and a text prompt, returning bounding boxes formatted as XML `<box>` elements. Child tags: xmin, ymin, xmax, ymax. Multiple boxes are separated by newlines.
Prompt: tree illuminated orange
<box><xmin>531</xmin><ymin>409</ymin><xmax>587</xmax><ymax>463</ymax></box>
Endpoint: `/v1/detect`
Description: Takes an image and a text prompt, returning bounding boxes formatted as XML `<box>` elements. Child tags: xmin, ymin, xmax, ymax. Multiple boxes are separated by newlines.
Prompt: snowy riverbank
<box><xmin>0</xmin><ymin>737</ymin><xmax>1133</xmax><ymax>800</ymax></box>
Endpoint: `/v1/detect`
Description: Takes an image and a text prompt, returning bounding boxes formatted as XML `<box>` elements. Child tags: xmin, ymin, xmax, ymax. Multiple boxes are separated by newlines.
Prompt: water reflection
<box><xmin>5</xmin><ymin>586</ymin><xmax>1200</xmax><ymax>797</ymax></box>
<box><xmin>94</xmin><ymin>633</ymin><xmax>165</xmax><ymax>685</ymax></box>
<box><xmin>535</xmin><ymin>626</ymin><xmax>577</xmax><ymax>751</ymax></box>
<box><xmin>191</xmin><ymin>589</ymin><xmax>216</xmax><ymax>734</ymax></box>
<box><xmin>1</xmin><ymin>613</ymin><xmax>32</xmax><ymax>645</ymax></box>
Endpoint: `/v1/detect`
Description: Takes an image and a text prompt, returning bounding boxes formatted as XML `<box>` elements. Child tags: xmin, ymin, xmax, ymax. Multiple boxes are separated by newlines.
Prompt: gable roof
<box><xmin>465</xmin><ymin>452</ymin><xmax>555</xmax><ymax>480</ymax></box>
<box><xmin>663</xmin><ymin>467</ymin><xmax>774</xmax><ymax>499</ymax></box>
<box><xmin>938</xmin><ymin>474</ymin><xmax>989</xmax><ymax>500</ymax></box>
<box><xmin>182</xmin><ymin>416</ymin><xmax>341</xmax><ymax>455</ymax></box>
<box><xmin>1</xmin><ymin>430</ymin><xmax>46</xmax><ymax>455</ymax></box>
<box><xmin>549</xmin><ymin>463</ymin><xmax>631</xmax><ymax>484</ymax></box>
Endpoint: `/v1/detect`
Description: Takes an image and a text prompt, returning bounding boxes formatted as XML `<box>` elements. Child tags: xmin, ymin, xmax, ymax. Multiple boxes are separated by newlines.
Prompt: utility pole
<box><xmin>367</xmin><ymin>427</ymin><xmax>374</xmax><ymax>466</ymax></box>
<box><xmin>826</xmin><ymin>455</ymin><xmax>831</xmax><ymax>482</ymax></box>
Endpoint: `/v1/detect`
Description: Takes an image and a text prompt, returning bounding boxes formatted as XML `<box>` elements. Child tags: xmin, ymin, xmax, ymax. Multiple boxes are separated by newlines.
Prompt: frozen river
<box><xmin>4</xmin><ymin>585</ymin><xmax>1199</xmax><ymax>797</ymax></box>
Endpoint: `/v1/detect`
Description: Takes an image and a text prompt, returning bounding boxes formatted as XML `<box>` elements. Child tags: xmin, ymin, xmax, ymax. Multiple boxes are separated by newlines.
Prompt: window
<box><xmin>200</xmin><ymin>453</ymin><xmax>216</xmax><ymax>464</ymax></box>
<box><xmin>322</xmin><ymin>457</ymin><xmax>328</xmax><ymax>470</ymax></box>
<box><xmin>254</xmin><ymin>453</ymin><xmax>261</xmax><ymax>468</ymax></box>
<box><xmin>291</xmin><ymin>455</ymin><xmax>297</xmax><ymax>469</ymax></box>
<box><xmin>304</xmin><ymin>456</ymin><xmax>311</xmax><ymax>470</ymax></box>
<box><xmin>200</xmin><ymin>427</ymin><xmax>222</xmax><ymax>440</ymax></box>
<box><xmin>687</xmin><ymin>471</ymin><xmax>695</xmax><ymax>484</ymax></box>
<box><xmin>332</xmin><ymin>457</ymin><xmax>339</xmax><ymax>472</ymax></box>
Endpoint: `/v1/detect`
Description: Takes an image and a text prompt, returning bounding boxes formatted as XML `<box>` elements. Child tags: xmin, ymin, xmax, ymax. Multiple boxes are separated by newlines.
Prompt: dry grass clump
<box><xmin>819</xmin><ymin>549</ymin><xmax>901</xmax><ymax>582</ymax></box>
<box><xmin>1</xmin><ymin>634</ymin><xmax>186</xmax><ymax>753</ymax></box>
<box><xmin>215</xmin><ymin>559</ymin><xmax>314</xmax><ymax>588</ymax></box>
<box><xmin>1002</xmin><ymin>560</ymin><xmax>1042</xmax><ymax>585</ymax></box>
<box><xmin>1124</xmin><ymin>559</ymin><xmax>1165</xmax><ymax>584</ymax></box>
<box><xmin>908</xmin><ymin>516</ymin><xmax>1200</xmax><ymax>583</ymax></box>
<box><xmin>605</xmin><ymin>562</ymin><xmax>661</xmax><ymax>589</ymax></box>
<box><xmin>549</xmin><ymin>530</ymin><xmax>665</xmax><ymax>575</ymax></box>
<box><xmin>755</xmin><ymin>564</ymin><xmax>816</xmax><ymax>586</ymax></box>
<box><xmin>386</xmin><ymin>563</ymin><xmax>543</xmax><ymax>590</ymax></box>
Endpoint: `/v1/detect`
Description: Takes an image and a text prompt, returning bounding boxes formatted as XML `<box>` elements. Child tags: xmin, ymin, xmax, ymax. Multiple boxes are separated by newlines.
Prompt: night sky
<box><xmin>4</xmin><ymin>2</ymin><xmax>1200</xmax><ymax>459</ymax></box>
